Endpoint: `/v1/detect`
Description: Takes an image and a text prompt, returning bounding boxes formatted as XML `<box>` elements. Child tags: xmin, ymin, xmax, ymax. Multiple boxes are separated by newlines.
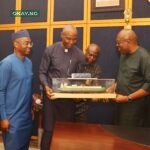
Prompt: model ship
<box><xmin>58</xmin><ymin>83</ymin><xmax>107</xmax><ymax>93</ymax></box>
<box><xmin>52</xmin><ymin>75</ymin><xmax>115</xmax><ymax>93</ymax></box>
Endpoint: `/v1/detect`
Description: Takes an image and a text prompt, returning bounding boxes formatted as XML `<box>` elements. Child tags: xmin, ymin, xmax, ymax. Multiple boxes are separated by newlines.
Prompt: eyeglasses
<box><xmin>16</xmin><ymin>41</ymin><xmax>33</xmax><ymax>47</ymax></box>
<box><xmin>116</xmin><ymin>39</ymin><xmax>129</xmax><ymax>46</ymax></box>
<box><xmin>22</xmin><ymin>41</ymin><xmax>33</xmax><ymax>47</ymax></box>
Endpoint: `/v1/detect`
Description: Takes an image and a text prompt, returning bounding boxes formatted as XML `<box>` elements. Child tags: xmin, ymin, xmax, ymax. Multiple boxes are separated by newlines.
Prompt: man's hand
<box><xmin>115</xmin><ymin>94</ymin><xmax>128</xmax><ymax>103</ymax></box>
<box><xmin>45</xmin><ymin>85</ymin><xmax>54</xmax><ymax>99</ymax></box>
<box><xmin>1</xmin><ymin>119</ymin><xmax>10</xmax><ymax>132</ymax></box>
<box><xmin>106</xmin><ymin>83</ymin><xmax>116</xmax><ymax>93</ymax></box>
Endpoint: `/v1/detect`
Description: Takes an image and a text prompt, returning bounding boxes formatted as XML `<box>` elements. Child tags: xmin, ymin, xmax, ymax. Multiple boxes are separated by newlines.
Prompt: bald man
<box><xmin>75</xmin><ymin>43</ymin><xmax>101</xmax><ymax>122</ymax></box>
<box><xmin>39</xmin><ymin>24</ymin><xmax>84</xmax><ymax>150</ymax></box>
<box><xmin>115</xmin><ymin>29</ymin><xmax>150</xmax><ymax>127</ymax></box>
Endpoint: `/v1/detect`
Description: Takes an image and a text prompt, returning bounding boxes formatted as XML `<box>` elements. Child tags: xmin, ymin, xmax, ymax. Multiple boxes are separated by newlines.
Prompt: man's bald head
<box><xmin>62</xmin><ymin>24</ymin><xmax>77</xmax><ymax>35</ymax></box>
<box><xmin>61</xmin><ymin>25</ymin><xmax>78</xmax><ymax>49</ymax></box>
<box><xmin>116</xmin><ymin>29</ymin><xmax>138</xmax><ymax>54</ymax></box>
<box><xmin>85</xmin><ymin>43</ymin><xmax>100</xmax><ymax>64</ymax></box>
<box><xmin>117</xmin><ymin>29</ymin><xmax>137</xmax><ymax>44</ymax></box>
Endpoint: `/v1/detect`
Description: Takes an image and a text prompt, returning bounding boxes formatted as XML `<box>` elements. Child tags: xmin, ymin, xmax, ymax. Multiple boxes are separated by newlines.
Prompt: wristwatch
<box><xmin>127</xmin><ymin>95</ymin><xmax>133</xmax><ymax>102</ymax></box>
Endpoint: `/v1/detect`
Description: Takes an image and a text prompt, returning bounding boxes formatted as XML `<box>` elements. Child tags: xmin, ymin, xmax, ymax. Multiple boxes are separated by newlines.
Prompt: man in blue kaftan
<box><xmin>0</xmin><ymin>29</ymin><xmax>33</xmax><ymax>150</ymax></box>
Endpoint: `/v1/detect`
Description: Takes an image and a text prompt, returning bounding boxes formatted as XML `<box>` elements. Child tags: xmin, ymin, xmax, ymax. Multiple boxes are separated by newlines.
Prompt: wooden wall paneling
<box><xmin>0</xmin><ymin>0</ymin><xmax>16</xmax><ymax>24</ymax></box>
<box><xmin>91</xmin><ymin>0</ymin><xmax>125</xmax><ymax>20</ymax></box>
<box><xmin>133</xmin><ymin>26</ymin><xmax>150</xmax><ymax>51</ymax></box>
<box><xmin>21</xmin><ymin>0</ymin><xmax>48</xmax><ymax>23</ymax></box>
<box><xmin>132</xmin><ymin>0</ymin><xmax>150</xmax><ymax>18</ymax></box>
<box><xmin>53</xmin><ymin>0</ymin><xmax>84</xmax><ymax>21</ymax></box>
<box><xmin>28</xmin><ymin>29</ymin><xmax>47</xmax><ymax>93</ymax></box>
<box><xmin>0</xmin><ymin>30</ymin><xmax>14</xmax><ymax>60</ymax></box>
<box><xmin>90</xmin><ymin>27</ymin><xmax>123</xmax><ymax>78</ymax></box>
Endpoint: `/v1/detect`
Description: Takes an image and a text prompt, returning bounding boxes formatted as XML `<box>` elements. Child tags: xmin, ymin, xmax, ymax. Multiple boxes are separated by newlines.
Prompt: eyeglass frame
<box><xmin>15</xmin><ymin>40</ymin><xmax>33</xmax><ymax>47</ymax></box>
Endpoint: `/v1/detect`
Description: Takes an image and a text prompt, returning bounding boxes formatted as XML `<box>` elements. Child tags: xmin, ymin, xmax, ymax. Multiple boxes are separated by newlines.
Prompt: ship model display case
<box><xmin>51</xmin><ymin>77</ymin><xmax>116</xmax><ymax>99</ymax></box>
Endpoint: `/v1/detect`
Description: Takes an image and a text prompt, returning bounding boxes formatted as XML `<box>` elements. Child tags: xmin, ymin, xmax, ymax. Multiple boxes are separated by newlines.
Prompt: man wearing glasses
<box><xmin>0</xmin><ymin>29</ymin><xmax>33</xmax><ymax>150</ymax></box>
<box><xmin>115</xmin><ymin>29</ymin><xmax>150</xmax><ymax>127</ymax></box>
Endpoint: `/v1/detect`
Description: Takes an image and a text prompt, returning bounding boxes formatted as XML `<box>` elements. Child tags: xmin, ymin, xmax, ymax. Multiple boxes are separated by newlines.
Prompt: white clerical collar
<box><xmin>64</xmin><ymin>49</ymin><xmax>68</xmax><ymax>52</ymax></box>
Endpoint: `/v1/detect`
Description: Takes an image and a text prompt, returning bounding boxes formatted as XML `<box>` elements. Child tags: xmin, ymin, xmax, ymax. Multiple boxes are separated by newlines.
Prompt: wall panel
<box><xmin>21</xmin><ymin>0</ymin><xmax>48</xmax><ymax>23</ymax></box>
<box><xmin>0</xmin><ymin>30</ymin><xmax>14</xmax><ymax>60</ymax></box>
<box><xmin>0</xmin><ymin>0</ymin><xmax>16</xmax><ymax>24</ymax></box>
<box><xmin>90</xmin><ymin>27</ymin><xmax>122</xmax><ymax>78</ymax></box>
<box><xmin>54</xmin><ymin>0</ymin><xmax>84</xmax><ymax>21</ymax></box>
<box><xmin>28</xmin><ymin>29</ymin><xmax>47</xmax><ymax>93</ymax></box>
<box><xmin>132</xmin><ymin>0</ymin><xmax>150</xmax><ymax>18</ymax></box>
<box><xmin>133</xmin><ymin>26</ymin><xmax>150</xmax><ymax>51</ymax></box>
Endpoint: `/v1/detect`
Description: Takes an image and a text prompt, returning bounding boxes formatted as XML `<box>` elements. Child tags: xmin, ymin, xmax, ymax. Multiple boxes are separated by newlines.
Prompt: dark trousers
<box><xmin>87</xmin><ymin>101</ymin><xmax>116</xmax><ymax>124</ymax></box>
<box><xmin>75</xmin><ymin>100</ymin><xmax>116</xmax><ymax>124</ymax></box>
<box><xmin>41</xmin><ymin>131</ymin><xmax>53</xmax><ymax>150</ymax></box>
<box><xmin>115</xmin><ymin>98</ymin><xmax>147</xmax><ymax>127</ymax></box>
<box><xmin>144</xmin><ymin>96</ymin><xmax>150</xmax><ymax>127</ymax></box>
<box><xmin>41</xmin><ymin>97</ymin><xmax>75</xmax><ymax>150</ymax></box>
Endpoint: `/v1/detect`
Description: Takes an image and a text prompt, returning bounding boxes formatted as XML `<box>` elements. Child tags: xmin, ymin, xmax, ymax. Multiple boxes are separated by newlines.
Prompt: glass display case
<box><xmin>52</xmin><ymin>78</ymin><xmax>115</xmax><ymax>93</ymax></box>
<box><xmin>52</xmin><ymin>78</ymin><xmax>116</xmax><ymax>99</ymax></box>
